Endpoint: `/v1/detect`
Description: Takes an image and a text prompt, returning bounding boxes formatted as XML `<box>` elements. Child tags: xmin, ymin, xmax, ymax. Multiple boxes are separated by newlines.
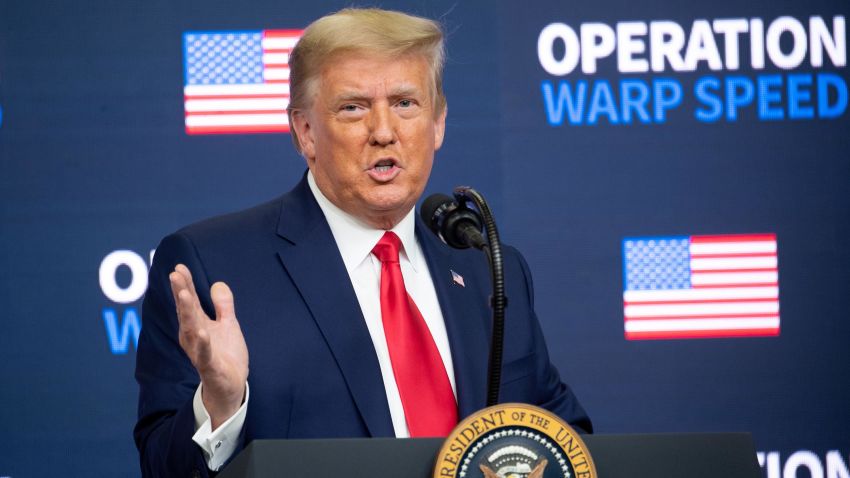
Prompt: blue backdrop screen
<box><xmin>0</xmin><ymin>0</ymin><xmax>847</xmax><ymax>476</ymax></box>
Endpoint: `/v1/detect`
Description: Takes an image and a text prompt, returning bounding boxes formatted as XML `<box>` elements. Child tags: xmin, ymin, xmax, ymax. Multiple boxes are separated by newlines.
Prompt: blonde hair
<box><xmin>287</xmin><ymin>8</ymin><xmax>446</xmax><ymax>153</ymax></box>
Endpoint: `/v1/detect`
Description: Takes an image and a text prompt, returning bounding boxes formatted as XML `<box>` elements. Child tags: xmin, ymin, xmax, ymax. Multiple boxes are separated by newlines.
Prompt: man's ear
<box><xmin>434</xmin><ymin>105</ymin><xmax>447</xmax><ymax>151</ymax></box>
<box><xmin>290</xmin><ymin>109</ymin><xmax>316</xmax><ymax>160</ymax></box>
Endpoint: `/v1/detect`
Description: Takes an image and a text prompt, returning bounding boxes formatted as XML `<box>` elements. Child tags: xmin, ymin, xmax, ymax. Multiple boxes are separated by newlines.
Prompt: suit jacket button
<box><xmin>191</xmin><ymin>470</ymin><xmax>201</xmax><ymax>478</ymax></box>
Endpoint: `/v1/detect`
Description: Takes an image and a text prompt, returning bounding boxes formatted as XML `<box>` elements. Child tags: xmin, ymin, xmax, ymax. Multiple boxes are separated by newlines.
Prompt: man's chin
<box><xmin>361</xmin><ymin>197</ymin><xmax>417</xmax><ymax>228</ymax></box>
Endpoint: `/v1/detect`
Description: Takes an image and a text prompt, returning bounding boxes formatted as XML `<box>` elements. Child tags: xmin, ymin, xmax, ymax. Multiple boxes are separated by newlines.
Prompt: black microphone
<box><xmin>421</xmin><ymin>193</ymin><xmax>486</xmax><ymax>250</ymax></box>
<box><xmin>422</xmin><ymin>188</ymin><xmax>507</xmax><ymax>408</ymax></box>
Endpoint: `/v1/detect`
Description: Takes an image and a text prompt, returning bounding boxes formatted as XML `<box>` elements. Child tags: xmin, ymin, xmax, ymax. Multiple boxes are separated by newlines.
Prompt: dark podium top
<box><xmin>218</xmin><ymin>432</ymin><xmax>761</xmax><ymax>478</ymax></box>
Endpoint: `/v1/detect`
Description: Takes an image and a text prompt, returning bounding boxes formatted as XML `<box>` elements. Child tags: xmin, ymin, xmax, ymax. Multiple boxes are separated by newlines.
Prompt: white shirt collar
<box><xmin>307</xmin><ymin>170</ymin><xmax>420</xmax><ymax>273</ymax></box>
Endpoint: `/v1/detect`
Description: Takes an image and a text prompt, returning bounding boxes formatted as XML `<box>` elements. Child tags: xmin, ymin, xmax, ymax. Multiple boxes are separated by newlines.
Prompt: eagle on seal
<box><xmin>479</xmin><ymin>458</ymin><xmax>548</xmax><ymax>478</ymax></box>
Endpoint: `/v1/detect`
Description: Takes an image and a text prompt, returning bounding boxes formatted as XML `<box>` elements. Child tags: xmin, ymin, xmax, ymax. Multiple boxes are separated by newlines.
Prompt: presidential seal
<box><xmin>433</xmin><ymin>403</ymin><xmax>596</xmax><ymax>478</ymax></box>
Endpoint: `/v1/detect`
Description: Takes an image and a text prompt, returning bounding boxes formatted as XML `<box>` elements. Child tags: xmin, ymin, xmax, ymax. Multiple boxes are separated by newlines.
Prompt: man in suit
<box><xmin>134</xmin><ymin>8</ymin><xmax>591</xmax><ymax>477</ymax></box>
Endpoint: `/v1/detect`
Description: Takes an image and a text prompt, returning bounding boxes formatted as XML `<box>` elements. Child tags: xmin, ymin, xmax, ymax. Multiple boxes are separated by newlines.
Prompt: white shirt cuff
<box><xmin>191</xmin><ymin>382</ymin><xmax>249</xmax><ymax>472</ymax></box>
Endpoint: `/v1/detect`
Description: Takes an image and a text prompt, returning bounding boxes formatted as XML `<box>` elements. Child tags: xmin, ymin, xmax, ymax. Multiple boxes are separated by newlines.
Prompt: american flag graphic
<box><xmin>183</xmin><ymin>30</ymin><xmax>302</xmax><ymax>134</ymax></box>
<box><xmin>451</xmin><ymin>270</ymin><xmax>465</xmax><ymax>287</ymax></box>
<box><xmin>622</xmin><ymin>234</ymin><xmax>779</xmax><ymax>340</ymax></box>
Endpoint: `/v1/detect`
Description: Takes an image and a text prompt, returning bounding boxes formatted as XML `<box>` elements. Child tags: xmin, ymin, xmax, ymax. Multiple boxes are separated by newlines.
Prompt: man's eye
<box><xmin>398</xmin><ymin>99</ymin><xmax>413</xmax><ymax>108</ymax></box>
<box><xmin>342</xmin><ymin>104</ymin><xmax>359</xmax><ymax>112</ymax></box>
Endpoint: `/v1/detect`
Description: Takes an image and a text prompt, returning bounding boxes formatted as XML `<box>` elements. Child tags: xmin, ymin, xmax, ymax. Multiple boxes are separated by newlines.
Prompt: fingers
<box><xmin>175</xmin><ymin>264</ymin><xmax>200</xmax><ymax>298</ymax></box>
<box><xmin>169</xmin><ymin>264</ymin><xmax>193</xmax><ymax>307</ymax></box>
<box><xmin>170</xmin><ymin>265</ymin><xmax>204</xmax><ymax>331</ymax></box>
<box><xmin>168</xmin><ymin>266</ymin><xmax>244</xmax><ymax>384</ymax></box>
<box><xmin>169</xmin><ymin>265</ymin><xmax>237</xmax><ymax>326</ymax></box>
<box><xmin>171</xmin><ymin>265</ymin><xmax>201</xmax><ymax>311</ymax></box>
<box><xmin>211</xmin><ymin>282</ymin><xmax>237</xmax><ymax>323</ymax></box>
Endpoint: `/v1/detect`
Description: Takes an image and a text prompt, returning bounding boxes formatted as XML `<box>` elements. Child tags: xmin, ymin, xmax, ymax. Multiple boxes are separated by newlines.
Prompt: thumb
<box><xmin>211</xmin><ymin>281</ymin><xmax>237</xmax><ymax>322</ymax></box>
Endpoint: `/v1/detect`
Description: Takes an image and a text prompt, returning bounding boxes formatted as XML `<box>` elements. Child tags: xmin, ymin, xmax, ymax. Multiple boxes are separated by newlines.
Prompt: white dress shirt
<box><xmin>192</xmin><ymin>171</ymin><xmax>456</xmax><ymax>470</ymax></box>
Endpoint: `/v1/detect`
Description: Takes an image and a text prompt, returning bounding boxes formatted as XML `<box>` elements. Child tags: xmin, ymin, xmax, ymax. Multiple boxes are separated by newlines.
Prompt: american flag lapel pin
<box><xmin>451</xmin><ymin>270</ymin><xmax>465</xmax><ymax>287</ymax></box>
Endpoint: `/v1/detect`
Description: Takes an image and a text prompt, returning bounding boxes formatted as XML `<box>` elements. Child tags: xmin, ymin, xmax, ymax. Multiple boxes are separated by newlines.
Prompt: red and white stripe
<box><xmin>184</xmin><ymin>30</ymin><xmax>302</xmax><ymax>135</ymax></box>
<box><xmin>624</xmin><ymin>234</ymin><xmax>780</xmax><ymax>340</ymax></box>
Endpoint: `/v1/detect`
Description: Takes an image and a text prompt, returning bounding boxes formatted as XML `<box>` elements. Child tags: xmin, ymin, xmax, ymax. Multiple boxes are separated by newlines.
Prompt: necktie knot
<box><xmin>372</xmin><ymin>231</ymin><xmax>402</xmax><ymax>264</ymax></box>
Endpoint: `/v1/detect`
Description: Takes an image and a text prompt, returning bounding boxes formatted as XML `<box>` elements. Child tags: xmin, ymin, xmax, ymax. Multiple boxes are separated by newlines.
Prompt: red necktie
<box><xmin>372</xmin><ymin>231</ymin><xmax>458</xmax><ymax>437</ymax></box>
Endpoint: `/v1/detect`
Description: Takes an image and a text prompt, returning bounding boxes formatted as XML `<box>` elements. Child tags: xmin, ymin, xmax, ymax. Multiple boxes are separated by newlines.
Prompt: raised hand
<box><xmin>170</xmin><ymin>264</ymin><xmax>249</xmax><ymax>430</ymax></box>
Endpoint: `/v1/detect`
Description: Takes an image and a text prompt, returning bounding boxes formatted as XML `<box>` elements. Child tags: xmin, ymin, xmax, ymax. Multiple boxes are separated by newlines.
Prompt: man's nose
<box><xmin>368</xmin><ymin>104</ymin><xmax>396</xmax><ymax>146</ymax></box>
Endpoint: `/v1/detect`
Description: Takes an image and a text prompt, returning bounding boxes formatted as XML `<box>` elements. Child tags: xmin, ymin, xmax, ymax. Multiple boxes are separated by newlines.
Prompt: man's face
<box><xmin>291</xmin><ymin>52</ymin><xmax>446</xmax><ymax>229</ymax></box>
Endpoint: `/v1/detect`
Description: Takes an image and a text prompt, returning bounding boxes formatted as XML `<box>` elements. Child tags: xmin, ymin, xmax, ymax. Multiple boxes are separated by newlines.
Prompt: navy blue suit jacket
<box><xmin>134</xmin><ymin>175</ymin><xmax>591</xmax><ymax>477</ymax></box>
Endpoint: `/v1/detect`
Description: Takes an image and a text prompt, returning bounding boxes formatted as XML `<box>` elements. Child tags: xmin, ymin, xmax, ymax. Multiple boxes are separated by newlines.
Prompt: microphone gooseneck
<box><xmin>421</xmin><ymin>188</ymin><xmax>506</xmax><ymax>408</ymax></box>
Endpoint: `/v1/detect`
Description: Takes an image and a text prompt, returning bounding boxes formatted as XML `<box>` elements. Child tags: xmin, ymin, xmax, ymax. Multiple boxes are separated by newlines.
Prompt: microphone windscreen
<box><xmin>420</xmin><ymin>193</ymin><xmax>454</xmax><ymax>234</ymax></box>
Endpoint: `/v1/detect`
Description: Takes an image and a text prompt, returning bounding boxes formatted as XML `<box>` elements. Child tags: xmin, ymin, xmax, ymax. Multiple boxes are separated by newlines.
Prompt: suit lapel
<box><xmin>416</xmin><ymin>219</ymin><xmax>491</xmax><ymax>419</ymax></box>
<box><xmin>274</xmin><ymin>176</ymin><xmax>394</xmax><ymax>437</ymax></box>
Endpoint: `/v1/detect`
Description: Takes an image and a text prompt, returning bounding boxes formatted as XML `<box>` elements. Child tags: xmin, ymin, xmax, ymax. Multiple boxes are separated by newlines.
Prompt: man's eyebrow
<box><xmin>387</xmin><ymin>85</ymin><xmax>422</xmax><ymax>98</ymax></box>
<box><xmin>332</xmin><ymin>85</ymin><xmax>423</xmax><ymax>103</ymax></box>
<box><xmin>332</xmin><ymin>91</ymin><xmax>372</xmax><ymax>103</ymax></box>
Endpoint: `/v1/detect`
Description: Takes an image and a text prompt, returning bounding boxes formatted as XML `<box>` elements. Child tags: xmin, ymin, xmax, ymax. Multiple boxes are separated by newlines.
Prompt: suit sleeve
<box><xmin>133</xmin><ymin>232</ymin><xmax>244</xmax><ymax>477</ymax></box>
<box><xmin>509</xmin><ymin>246</ymin><xmax>594</xmax><ymax>434</ymax></box>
